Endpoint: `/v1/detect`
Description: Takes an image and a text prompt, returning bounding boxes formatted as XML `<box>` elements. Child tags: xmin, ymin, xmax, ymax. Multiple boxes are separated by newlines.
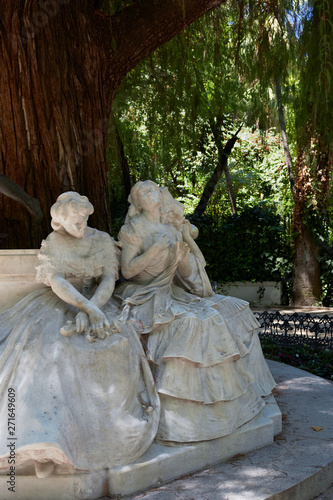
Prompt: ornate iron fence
<box><xmin>254</xmin><ymin>311</ymin><xmax>333</xmax><ymax>349</ymax></box>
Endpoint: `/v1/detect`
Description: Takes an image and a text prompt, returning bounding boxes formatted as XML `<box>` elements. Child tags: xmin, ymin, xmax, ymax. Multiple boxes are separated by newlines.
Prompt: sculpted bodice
<box><xmin>36</xmin><ymin>228</ymin><xmax>119</xmax><ymax>287</ymax></box>
<box><xmin>118</xmin><ymin>215</ymin><xmax>182</xmax><ymax>285</ymax></box>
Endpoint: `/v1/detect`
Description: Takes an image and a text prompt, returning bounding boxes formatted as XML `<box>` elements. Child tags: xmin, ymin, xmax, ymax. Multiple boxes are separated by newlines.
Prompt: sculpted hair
<box><xmin>160</xmin><ymin>187</ymin><xmax>185</xmax><ymax>227</ymax></box>
<box><xmin>50</xmin><ymin>192</ymin><xmax>94</xmax><ymax>231</ymax></box>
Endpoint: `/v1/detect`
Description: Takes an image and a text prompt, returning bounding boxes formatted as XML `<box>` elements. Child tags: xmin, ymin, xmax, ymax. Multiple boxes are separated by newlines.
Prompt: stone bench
<box><xmin>0</xmin><ymin>250</ymin><xmax>46</xmax><ymax>313</ymax></box>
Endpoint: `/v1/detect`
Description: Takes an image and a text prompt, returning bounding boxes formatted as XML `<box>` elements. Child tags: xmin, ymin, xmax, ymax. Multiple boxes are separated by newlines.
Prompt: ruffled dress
<box><xmin>175</xmin><ymin>250</ymin><xmax>276</xmax><ymax>399</ymax></box>
<box><xmin>115</xmin><ymin>217</ymin><xmax>275</xmax><ymax>443</ymax></box>
<box><xmin>0</xmin><ymin>229</ymin><xmax>159</xmax><ymax>473</ymax></box>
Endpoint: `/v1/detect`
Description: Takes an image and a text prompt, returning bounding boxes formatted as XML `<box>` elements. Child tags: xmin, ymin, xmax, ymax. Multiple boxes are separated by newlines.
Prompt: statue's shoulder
<box><xmin>118</xmin><ymin>216</ymin><xmax>143</xmax><ymax>246</ymax></box>
<box><xmin>89</xmin><ymin>228</ymin><xmax>119</xmax><ymax>265</ymax></box>
<box><xmin>36</xmin><ymin>232</ymin><xmax>67</xmax><ymax>284</ymax></box>
<box><xmin>90</xmin><ymin>228</ymin><xmax>115</xmax><ymax>246</ymax></box>
<box><xmin>38</xmin><ymin>231</ymin><xmax>62</xmax><ymax>255</ymax></box>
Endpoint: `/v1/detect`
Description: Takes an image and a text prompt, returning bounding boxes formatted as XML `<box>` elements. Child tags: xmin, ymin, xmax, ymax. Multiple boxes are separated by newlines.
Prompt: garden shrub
<box><xmin>188</xmin><ymin>206</ymin><xmax>292</xmax><ymax>284</ymax></box>
<box><xmin>261</xmin><ymin>337</ymin><xmax>333</xmax><ymax>381</ymax></box>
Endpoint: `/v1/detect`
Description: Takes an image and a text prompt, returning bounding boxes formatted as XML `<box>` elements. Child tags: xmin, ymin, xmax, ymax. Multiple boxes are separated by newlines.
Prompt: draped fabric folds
<box><xmin>0</xmin><ymin>230</ymin><xmax>159</xmax><ymax>472</ymax></box>
<box><xmin>116</xmin><ymin>218</ymin><xmax>275</xmax><ymax>443</ymax></box>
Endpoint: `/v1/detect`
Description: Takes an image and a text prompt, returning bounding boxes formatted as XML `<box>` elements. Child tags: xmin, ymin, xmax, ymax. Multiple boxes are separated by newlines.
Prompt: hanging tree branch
<box><xmin>96</xmin><ymin>0</ymin><xmax>228</xmax><ymax>91</ymax></box>
<box><xmin>275</xmin><ymin>77</ymin><xmax>296</xmax><ymax>198</ymax></box>
<box><xmin>194</xmin><ymin>124</ymin><xmax>242</xmax><ymax>216</ymax></box>
<box><xmin>192</xmin><ymin>67</ymin><xmax>240</xmax><ymax>215</ymax></box>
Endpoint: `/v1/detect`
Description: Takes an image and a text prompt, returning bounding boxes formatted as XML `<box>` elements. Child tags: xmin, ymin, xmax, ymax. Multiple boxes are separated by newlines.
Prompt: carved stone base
<box><xmin>0</xmin><ymin>397</ymin><xmax>281</xmax><ymax>500</ymax></box>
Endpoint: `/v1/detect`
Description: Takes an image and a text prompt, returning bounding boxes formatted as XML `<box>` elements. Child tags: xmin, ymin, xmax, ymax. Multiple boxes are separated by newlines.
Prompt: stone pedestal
<box><xmin>0</xmin><ymin>397</ymin><xmax>281</xmax><ymax>500</ymax></box>
<box><xmin>0</xmin><ymin>248</ymin><xmax>282</xmax><ymax>499</ymax></box>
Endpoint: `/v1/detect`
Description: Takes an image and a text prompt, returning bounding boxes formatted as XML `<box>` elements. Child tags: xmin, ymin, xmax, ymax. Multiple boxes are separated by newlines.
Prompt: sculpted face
<box><xmin>136</xmin><ymin>181</ymin><xmax>161</xmax><ymax>211</ymax></box>
<box><xmin>50</xmin><ymin>192</ymin><xmax>94</xmax><ymax>234</ymax></box>
<box><xmin>62</xmin><ymin>211</ymin><xmax>88</xmax><ymax>238</ymax></box>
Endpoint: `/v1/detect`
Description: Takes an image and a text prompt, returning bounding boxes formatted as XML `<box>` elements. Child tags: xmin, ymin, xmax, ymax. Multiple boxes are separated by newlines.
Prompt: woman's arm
<box><xmin>121</xmin><ymin>234</ymin><xmax>170</xmax><ymax>279</ymax></box>
<box><xmin>48</xmin><ymin>273</ymin><xmax>110</xmax><ymax>337</ymax></box>
<box><xmin>48</xmin><ymin>273</ymin><xmax>95</xmax><ymax>313</ymax></box>
<box><xmin>181</xmin><ymin>220</ymin><xmax>206</xmax><ymax>265</ymax></box>
<box><xmin>90</xmin><ymin>269</ymin><xmax>116</xmax><ymax>308</ymax></box>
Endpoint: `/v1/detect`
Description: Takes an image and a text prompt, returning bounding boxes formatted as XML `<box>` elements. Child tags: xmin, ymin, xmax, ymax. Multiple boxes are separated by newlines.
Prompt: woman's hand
<box><xmin>181</xmin><ymin>220</ymin><xmax>192</xmax><ymax>240</ymax></box>
<box><xmin>174</xmin><ymin>240</ymin><xmax>190</xmax><ymax>262</ymax></box>
<box><xmin>151</xmin><ymin>233</ymin><xmax>171</xmax><ymax>253</ymax></box>
<box><xmin>121</xmin><ymin>230</ymin><xmax>171</xmax><ymax>280</ymax></box>
<box><xmin>75</xmin><ymin>311</ymin><xmax>89</xmax><ymax>333</ymax></box>
<box><xmin>76</xmin><ymin>307</ymin><xmax>111</xmax><ymax>340</ymax></box>
<box><xmin>88</xmin><ymin>305</ymin><xmax>110</xmax><ymax>339</ymax></box>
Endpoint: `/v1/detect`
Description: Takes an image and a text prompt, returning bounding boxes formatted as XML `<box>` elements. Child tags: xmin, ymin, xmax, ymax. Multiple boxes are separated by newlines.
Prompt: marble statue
<box><xmin>0</xmin><ymin>192</ymin><xmax>159</xmax><ymax>478</ymax></box>
<box><xmin>115</xmin><ymin>180</ymin><xmax>276</xmax><ymax>443</ymax></box>
<box><xmin>0</xmin><ymin>185</ymin><xmax>278</xmax><ymax>491</ymax></box>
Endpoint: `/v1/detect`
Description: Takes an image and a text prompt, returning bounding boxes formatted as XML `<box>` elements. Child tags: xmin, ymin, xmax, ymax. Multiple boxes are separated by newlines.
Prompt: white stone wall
<box><xmin>0</xmin><ymin>250</ymin><xmax>46</xmax><ymax>312</ymax></box>
<box><xmin>217</xmin><ymin>281</ymin><xmax>282</xmax><ymax>306</ymax></box>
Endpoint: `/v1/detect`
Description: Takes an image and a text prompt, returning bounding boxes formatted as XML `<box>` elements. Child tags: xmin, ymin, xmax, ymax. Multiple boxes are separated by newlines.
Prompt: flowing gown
<box><xmin>115</xmin><ymin>216</ymin><xmax>275</xmax><ymax>443</ymax></box>
<box><xmin>0</xmin><ymin>229</ymin><xmax>160</xmax><ymax>473</ymax></box>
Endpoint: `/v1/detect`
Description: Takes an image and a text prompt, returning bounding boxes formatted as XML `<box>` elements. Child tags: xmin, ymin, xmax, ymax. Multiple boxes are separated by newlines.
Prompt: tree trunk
<box><xmin>274</xmin><ymin>79</ymin><xmax>324</xmax><ymax>306</ymax></box>
<box><xmin>0</xmin><ymin>174</ymin><xmax>42</xmax><ymax>222</ymax></box>
<box><xmin>194</xmin><ymin>125</ymin><xmax>241</xmax><ymax>216</ymax></box>
<box><xmin>290</xmin><ymin>225</ymin><xmax>322</xmax><ymax>305</ymax></box>
<box><xmin>0</xmin><ymin>0</ymin><xmax>225</xmax><ymax>248</ymax></box>
<box><xmin>0</xmin><ymin>174</ymin><xmax>43</xmax><ymax>247</ymax></box>
<box><xmin>290</xmin><ymin>149</ymin><xmax>322</xmax><ymax>305</ymax></box>
<box><xmin>192</xmin><ymin>67</ymin><xmax>239</xmax><ymax>216</ymax></box>
<box><xmin>0</xmin><ymin>1</ymin><xmax>112</xmax><ymax>247</ymax></box>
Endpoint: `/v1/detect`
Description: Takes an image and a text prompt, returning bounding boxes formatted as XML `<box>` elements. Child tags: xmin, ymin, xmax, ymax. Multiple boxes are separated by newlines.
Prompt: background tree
<box><xmin>290</xmin><ymin>1</ymin><xmax>333</xmax><ymax>305</ymax></box>
<box><xmin>111</xmin><ymin>0</ymin><xmax>333</xmax><ymax>305</ymax></box>
<box><xmin>0</xmin><ymin>0</ymin><xmax>225</xmax><ymax>248</ymax></box>
<box><xmin>222</xmin><ymin>0</ymin><xmax>333</xmax><ymax>305</ymax></box>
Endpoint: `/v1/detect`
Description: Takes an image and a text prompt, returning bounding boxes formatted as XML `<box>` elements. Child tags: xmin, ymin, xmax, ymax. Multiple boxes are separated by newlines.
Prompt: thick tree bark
<box><xmin>275</xmin><ymin>79</ymin><xmax>323</xmax><ymax>306</ymax></box>
<box><xmin>0</xmin><ymin>1</ymin><xmax>112</xmax><ymax>247</ymax></box>
<box><xmin>194</xmin><ymin>125</ymin><xmax>241</xmax><ymax>216</ymax></box>
<box><xmin>0</xmin><ymin>0</ymin><xmax>226</xmax><ymax>248</ymax></box>
<box><xmin>290</xmin><ymin>149</ymin><xmax>322</xmax><ymax>306</ymax></box>
<box><xmin>290</xmin><ymin>226</ymin><xmax>322</xmax><ymax>306</ymax></box>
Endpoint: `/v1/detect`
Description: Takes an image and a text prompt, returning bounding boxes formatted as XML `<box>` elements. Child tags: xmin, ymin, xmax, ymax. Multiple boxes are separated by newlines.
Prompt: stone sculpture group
<box><xmin>0</xmin><ymin>181</ymin><xmax>277</xmax><ymax>480</ymax></box>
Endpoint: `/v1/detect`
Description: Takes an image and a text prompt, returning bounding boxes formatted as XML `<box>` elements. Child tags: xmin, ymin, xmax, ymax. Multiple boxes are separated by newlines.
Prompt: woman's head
<box><xmin>128</xmin><ymin>181</ymin><xmax>160</xmax><ymax>213</ymax></box>
<box><xmin>50</xmin><ymin>192</ymin><xmax>94</xmax><ymax>237</ymax></box>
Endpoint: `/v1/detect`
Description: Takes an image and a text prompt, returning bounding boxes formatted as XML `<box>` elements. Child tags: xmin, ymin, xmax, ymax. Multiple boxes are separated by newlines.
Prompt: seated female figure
<box><xmin>160</xmin><ymin>186</ymin><xmax>275</xmax><ymax>400</ymax></box>
<box><xmin>116</xmin><ymin>180</ymin><xmax>276</xmax><ymax>443</ymax></box>
<box><xmin>0</xmin><ymin>192</ymin><xmax>159</xmax><ymax>478</ymax></box>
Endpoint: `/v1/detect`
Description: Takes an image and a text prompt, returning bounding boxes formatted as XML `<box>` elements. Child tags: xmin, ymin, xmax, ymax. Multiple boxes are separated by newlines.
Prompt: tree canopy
<box><xmin>109</xmin><ymin>0</ymin><xmax>333</xmax><ymax>305</ymax></box>
<box><xmin>0</xmin><ymin>0</ymin><xmax>225</xmax><ymax>247</ymax></box>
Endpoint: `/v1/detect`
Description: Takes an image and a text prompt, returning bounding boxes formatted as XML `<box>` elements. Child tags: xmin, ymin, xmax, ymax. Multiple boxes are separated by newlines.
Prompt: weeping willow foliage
<box><xmin>109</xmin><ymin>0</ymin><xmax>332</xmax><ymax>225</ymax></box>
<box><xmin>297</xmin><ymin>0</ymin><xmax>333</xmax><ymax>144</ymax></box>
<box><xmin>105</xmin><ymin>0</ymin><xmax>333</xmax><ymax>301</ymax></box>
<box><xmin>109</xmin><ymin>2</ymin><xmax>287</xmax><ymax>209</ymax></box>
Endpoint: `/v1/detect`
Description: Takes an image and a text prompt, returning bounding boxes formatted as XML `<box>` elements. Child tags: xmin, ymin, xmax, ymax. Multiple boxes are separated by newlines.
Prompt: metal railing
<box><xmin>254</xmin><ymin>311</ymin><xmax>333</xmax><ymax>349</ymax></box>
